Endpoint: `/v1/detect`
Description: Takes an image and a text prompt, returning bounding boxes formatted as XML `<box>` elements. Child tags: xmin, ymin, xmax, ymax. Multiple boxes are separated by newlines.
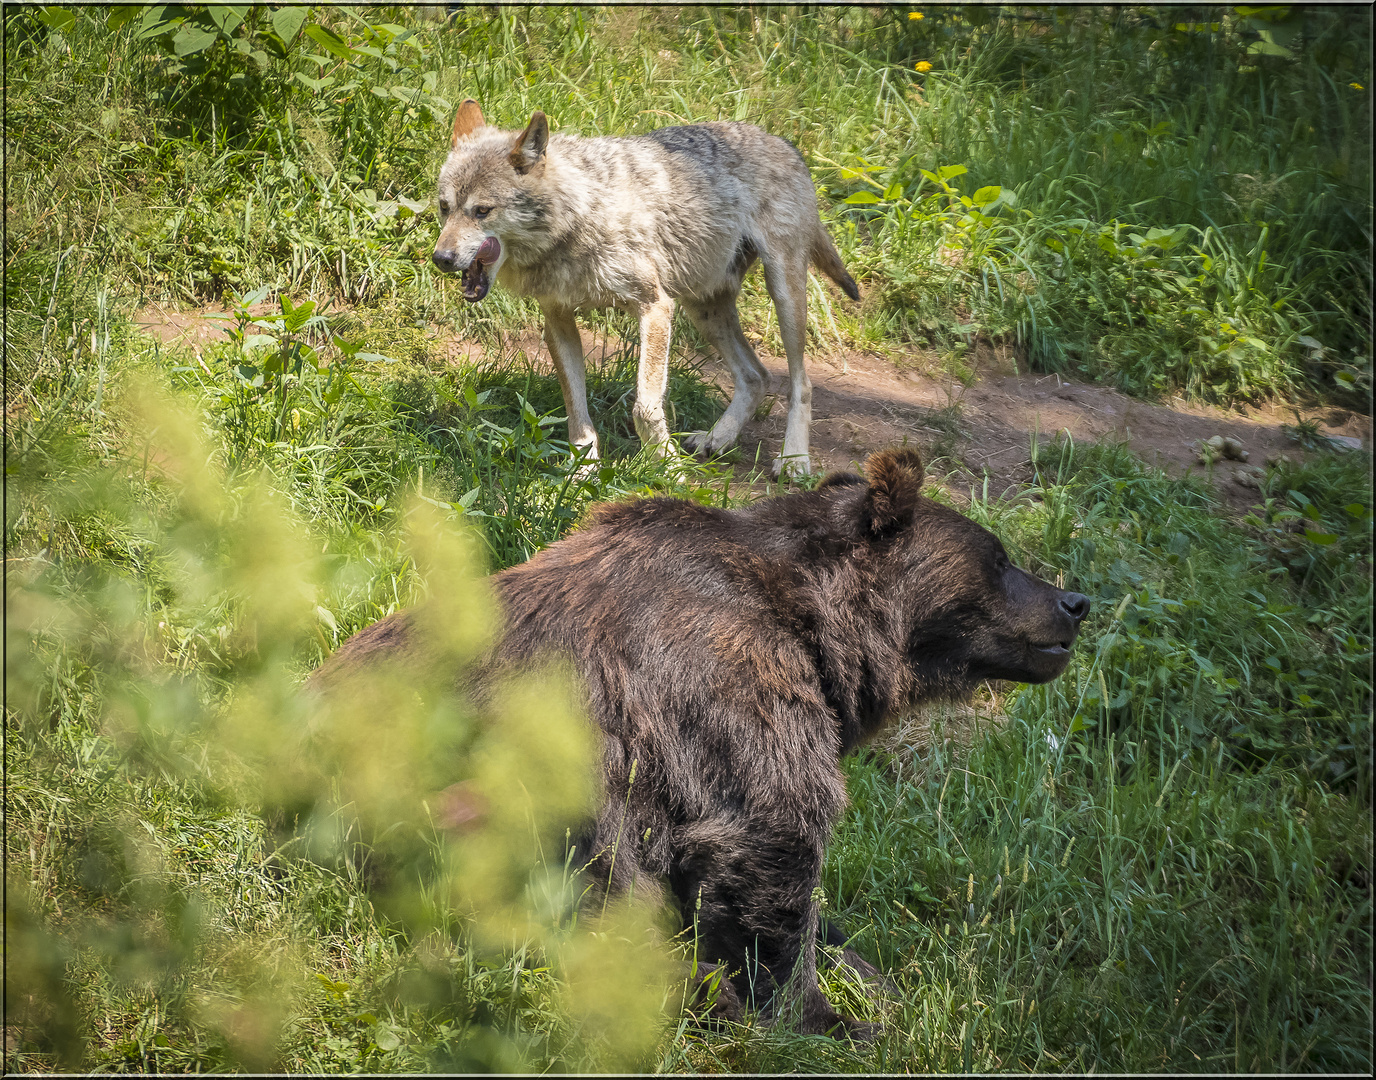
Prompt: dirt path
<box><xmin>135</xmin><ymin>304</ymin><xmax>1370</xmax><ymax>512</ymax></box>
<box><xmin>728</xmin><ymin>342</ymin><xmax>1369</xmax><ymax>511</ymax></box>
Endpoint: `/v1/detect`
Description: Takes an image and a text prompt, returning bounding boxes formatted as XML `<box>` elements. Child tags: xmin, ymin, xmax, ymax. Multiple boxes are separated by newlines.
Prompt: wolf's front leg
<box><xmin>541</xmin><ymin>303</ymin><xmax>600</xmax><ymax>468</ymax></box>
<box><xmin>632</xmin><ymin>293</ymin><xmax>676</xmax><ymax>452</ymax></box>
<box><xmin>760</xmin><ymin>256</ymin><xmax>812</xmax><ymax>480</ymax></box>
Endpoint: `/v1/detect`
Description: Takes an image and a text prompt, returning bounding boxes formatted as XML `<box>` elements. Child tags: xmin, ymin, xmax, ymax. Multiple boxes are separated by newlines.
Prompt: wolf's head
<box><xmin>432</xmin><ymin>100</ymin><xmax>550</xmax><ymax>302</ymax></box>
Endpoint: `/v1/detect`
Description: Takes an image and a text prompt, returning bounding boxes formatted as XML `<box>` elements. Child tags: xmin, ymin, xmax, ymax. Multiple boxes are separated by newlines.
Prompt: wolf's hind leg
<box><xmin>631</xmin><ymin>293</ymin><xmax>676</xmax><ymax>452</ymax></box>
<box><xmin>681</xmin><ymin>293</ymin><xmax>768</xmax><ymax>457</ymax></box>
<box><xmin>542</xmin><ymin>304</ymin><xmax>599</xmax><ymax>468</ymax></box>
<box><xmin>760</xmin><ymin>254</ymin><xmax>812</xmax><ymax>480</ymax></box>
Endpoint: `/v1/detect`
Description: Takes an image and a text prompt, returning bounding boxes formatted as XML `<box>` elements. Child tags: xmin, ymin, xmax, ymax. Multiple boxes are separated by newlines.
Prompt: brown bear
<box><xmin>310</xmin><ymin>448</ymin><xmax>1088</xmax><ymax>1036</ymax></box>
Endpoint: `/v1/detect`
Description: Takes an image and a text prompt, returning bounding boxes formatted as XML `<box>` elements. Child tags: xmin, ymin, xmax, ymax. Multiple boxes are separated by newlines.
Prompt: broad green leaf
<box><xmin>36</xmin><ymin>7</ymin><xmax>77</xmax><ymax>33</ymax></box>
<box><xmin>844</xmin><ymin>191</ymin><xmax>880</xmax><ymax>205</ymax></box>
<box><xmin>283</xmin><ymin>298</ymin><xmax>317</xmax><ymax>333</ymax></box>
<box><xmin>972</xmin><ymin>184</ymin><xmax>1001</xmax><ymax>207</ymax></box>
<box><xmin>106</xmin><ymin>6</ymin><xmax>143</xmax><ymax>31</ymax></box>
<box><xmin>332</xmin><ymin>336</ymin><xmax>362</xmax><ymax>359</ymax></box>
<box><xmin>271</xmin><ymin>6</ymin><xmax>310</xmax><ymax>48</ymax></box>
<box><xmin>209</xmin><ymin>6</ymin><xmax>247</xmax><ymax>36</ymax></box>
<box><xmin>937</xmin><ymin>164</ymin><xmax>968</xmax><ymax>180</ymax></box>
<box><xmin>1304</xmin><ymin>531</ymin><xmax>1339</xmax><ymax>545</ymax></box>
<box><xmin>1247</xmin><ymin>29</ymin><xmax>1293</xmax><ymax>57</ymax></box>
<box><xmin>373</xmin><ymin>1025</ymin><xmax>401</xmax><ymax>1052</ymax></box>
<box><xmin>304</xmin><ymin>23</ymin><xmax>354</xmax><ymax>60</ymax></box>
<box><xmin>882</xmin><ymin>181</ymin><xmax>904</xmax><ymax>200</ymax></box>
<box><xmin>294</xmin><ymin>72</ymin><xmax>333</xmax><ymax>92</ymax></box>
<box><xmin>136</xmin><ymin>6</ymin><xmax>169</xmax><ymax>39</ymax></box>
<box><xmin>172</xmin><ymin>24</ymin><xmax>218</xmax><ymax>56</ymax></box>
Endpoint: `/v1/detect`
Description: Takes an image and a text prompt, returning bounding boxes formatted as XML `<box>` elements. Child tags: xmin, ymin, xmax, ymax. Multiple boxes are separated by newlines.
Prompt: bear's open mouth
<box><xmin>461</xmin><ymin>236</ymin><xmax>502</xmax><ymax>303</ymax></box>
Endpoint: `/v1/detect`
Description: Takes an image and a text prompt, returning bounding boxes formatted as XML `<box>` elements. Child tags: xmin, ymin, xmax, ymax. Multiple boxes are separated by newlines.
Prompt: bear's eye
<box><xmin>438</xmin><ymin>199</ymin><xmax>450</xmax><ymax>217</ymax></box>
<box><xmin>473</xmin><ymin>205</ymin><xmax>494</xmax><ymax>219</ymax></box>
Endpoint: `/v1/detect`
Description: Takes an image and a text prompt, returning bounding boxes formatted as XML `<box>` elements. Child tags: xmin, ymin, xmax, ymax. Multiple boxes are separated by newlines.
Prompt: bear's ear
<box><xmin>817</xmin><ymin>470</ymin><xmax>864</xmax><ymax>491</ymax></box>
<box><xmin>863</xmin><ymin>447</ymin><xmax>924</xmax><ymax>535</ymax></box>
<box><xmin>451</xmin><ymin>99</ymin><xmax>485</xmax><ymax>147</ymax></box>
<box><xmin>510</xmin><ymin>111</ymin><xmax>549</xmax><ymax>173</ymax></box>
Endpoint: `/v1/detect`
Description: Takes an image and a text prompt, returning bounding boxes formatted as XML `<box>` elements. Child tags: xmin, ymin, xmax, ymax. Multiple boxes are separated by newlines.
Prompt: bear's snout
<box><xmin>1058</xmin><ymin>591</ymin><xmax>1090</xmax><ymax>624</ymax></box>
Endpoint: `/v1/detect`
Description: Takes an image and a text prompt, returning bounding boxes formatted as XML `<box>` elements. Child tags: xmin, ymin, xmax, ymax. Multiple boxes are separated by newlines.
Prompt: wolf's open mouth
<box><xmin>461</xmin><ymin>259</ymin><xmax>490</xmax><ymax>302</ymax></box>
<box><xmin>461</xmin><ymin>236</ymin><xmax>502</xmax><ymax>303</ymax></box>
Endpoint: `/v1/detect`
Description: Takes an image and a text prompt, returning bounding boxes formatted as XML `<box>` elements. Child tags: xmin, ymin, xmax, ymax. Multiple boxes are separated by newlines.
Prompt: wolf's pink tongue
<box><xmin>476</xmin><ymin>236</ymin><xmax>501</xmax><ymax>265</ymax></box>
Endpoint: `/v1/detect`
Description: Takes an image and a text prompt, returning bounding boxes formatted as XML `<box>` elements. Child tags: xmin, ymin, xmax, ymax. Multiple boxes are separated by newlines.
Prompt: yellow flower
<box><xmin>909</xmin><ymin>11</ymin><xmax>924</xmax><ymax>19</ymax></box>
<box><xmin>1351</xmin><ymin>82</ymin><xmax>1365</xmax><ymax>90</ymax></box>
<box><xmin>915</xmin><ymin>60</ymin><xmax>933</xmax><ymax>72</ymax></box>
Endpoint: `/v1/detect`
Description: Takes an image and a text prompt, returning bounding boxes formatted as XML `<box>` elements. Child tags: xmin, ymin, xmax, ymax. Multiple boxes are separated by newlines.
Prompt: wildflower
<box><xmin>291</xmin><ymin>408</ymin><xmax>301</xmax><ymax>431</ymax></box>
<box><xmin>909</xmin><ymin>11</ymin><xmax>924</xmax><ymax>19</ymax></box>
<box><xmin>1351</xmin><ymin>82</ymin><xmax>1364</xmax><ymax>90</ymax></box>
<box><xmin>915</xmin><ymin>60</ymin><xmax>933</xmax><ymax>72</ymax></box>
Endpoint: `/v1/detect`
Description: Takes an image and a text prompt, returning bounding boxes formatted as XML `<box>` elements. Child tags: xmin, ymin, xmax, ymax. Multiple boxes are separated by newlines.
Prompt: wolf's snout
<box><xmin>432</xmin><ymin>246</ymin><xmax>461</xmax><ymax>273</ymax></box>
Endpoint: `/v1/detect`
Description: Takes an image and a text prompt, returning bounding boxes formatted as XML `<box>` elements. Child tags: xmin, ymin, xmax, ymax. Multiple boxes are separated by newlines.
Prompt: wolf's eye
<box><xmin>473</xmin><ymin>205</ymin><xmax>494</xmax><ymax>219</ymax></box>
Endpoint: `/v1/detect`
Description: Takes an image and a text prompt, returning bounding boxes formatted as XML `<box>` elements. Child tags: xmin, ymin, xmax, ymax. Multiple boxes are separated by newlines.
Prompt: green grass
<box><xmin>4</xmin><ymin>4</ymin><xmax>1372</xmax><ymax>1074</ymax></box>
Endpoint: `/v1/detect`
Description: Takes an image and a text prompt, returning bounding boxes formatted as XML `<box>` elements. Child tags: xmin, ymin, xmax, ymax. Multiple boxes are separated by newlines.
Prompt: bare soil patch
<box><xmin>135</xmin><ymin>304</ymin><xmax>1370</xmax><ymax>512</ymax></box>
<box><xmin>731</xmin><ymin>342</ymin><xmax>1370</xmax><ymax>511</ymax></box>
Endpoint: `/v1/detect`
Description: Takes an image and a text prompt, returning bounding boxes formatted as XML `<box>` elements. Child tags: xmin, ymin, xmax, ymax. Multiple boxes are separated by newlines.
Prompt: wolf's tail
<box><xmin>810</xmin><ymin>230</ymin><xmax>860</xmax><ymax>301</ymax></box>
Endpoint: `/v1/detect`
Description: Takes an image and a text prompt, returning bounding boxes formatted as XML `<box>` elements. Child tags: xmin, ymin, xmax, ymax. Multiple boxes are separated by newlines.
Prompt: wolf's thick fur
<box><xmin>310</xmin><ymin>449</ymin><xmax>1090</xmax><ymax>1035</ymax></box>
<box><xmin>432</xmin><ymin>101</ymin><xmax>859</xmax><ymax>479</ymax></box>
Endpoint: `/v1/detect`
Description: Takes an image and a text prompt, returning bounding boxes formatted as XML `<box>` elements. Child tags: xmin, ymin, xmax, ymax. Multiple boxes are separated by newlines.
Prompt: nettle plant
<box><xmin>207</xmin><ymin>287</ymin><xmax>396</xmax><ymax>450</ymax></box>
<box><xmin>833</xmin><ymin>154</ymin><xmax>1332</xmax><ymax>402</ymax></box>
<box><xmin>99</xmin><ymin>5</ymin><xmax>451</xmax><ymax>156</ymax></box>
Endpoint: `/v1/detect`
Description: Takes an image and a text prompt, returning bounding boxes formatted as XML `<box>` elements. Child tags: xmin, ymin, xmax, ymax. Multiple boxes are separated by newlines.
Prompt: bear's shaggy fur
<box><xmin>311</xmin><ymin>448</ymin><xmax>1089</xmax><ymax>1035</ymax></box>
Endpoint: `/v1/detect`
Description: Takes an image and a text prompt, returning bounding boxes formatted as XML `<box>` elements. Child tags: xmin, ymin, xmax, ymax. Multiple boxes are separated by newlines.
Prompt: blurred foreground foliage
<box><xmin>6</xmin><ymin>388</ymin><xmax>677</xmax><ymax>1072</ymax></box>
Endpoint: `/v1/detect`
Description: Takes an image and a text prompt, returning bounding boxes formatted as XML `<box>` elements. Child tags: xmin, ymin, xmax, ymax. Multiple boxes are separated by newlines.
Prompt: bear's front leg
<box><xmin>675</xmin><ymin>828</ymin><xmax>861</xmax><ymax>1038</ymax></box>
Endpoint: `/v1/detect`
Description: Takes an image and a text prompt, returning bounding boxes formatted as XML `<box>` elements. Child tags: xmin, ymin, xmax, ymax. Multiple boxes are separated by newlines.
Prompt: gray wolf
<box><xmin>310</xmin><ymin>448</ymin><xmax>1089</xmax><ymax>1036</ymax></box>
<box><xmin>431</xmin><ymin>99</ymin><xmax>860</xmax><ymax>479</ymax></box>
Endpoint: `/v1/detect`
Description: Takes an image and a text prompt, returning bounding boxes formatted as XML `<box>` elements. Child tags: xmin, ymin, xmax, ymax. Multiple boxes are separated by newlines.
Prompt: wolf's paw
<box><xmin>771</xmin><ymin>454</ymin><xmax>812</xmax><ymax>483</ymax></box>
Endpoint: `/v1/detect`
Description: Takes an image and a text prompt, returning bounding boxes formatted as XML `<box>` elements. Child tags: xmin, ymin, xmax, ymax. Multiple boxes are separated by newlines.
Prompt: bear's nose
<box><xmin>433</xmin><ymin>246</ymin><xmax>459</xmax><ymax>273</ymax></box>
<box><xmin>1059</xmin><ymin>592</ymin><xmax>1090</xmax><ymax>623</ymax></box>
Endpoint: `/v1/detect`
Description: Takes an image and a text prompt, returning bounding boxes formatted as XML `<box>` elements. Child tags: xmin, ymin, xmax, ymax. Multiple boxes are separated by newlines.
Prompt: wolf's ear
<box><xmin>510</xmin><ymin>111</ymin><xmax>549</xmax><ymax>174</ymax></box>
<box><xmin>451</xmin><ymin>99</ymin><xmax>485</xmax><ymax>148</ymax></box>
<box><xmin>862</xmin><ymin>447</ymin><xmax>924</xmax><ymax>535</ymax></box>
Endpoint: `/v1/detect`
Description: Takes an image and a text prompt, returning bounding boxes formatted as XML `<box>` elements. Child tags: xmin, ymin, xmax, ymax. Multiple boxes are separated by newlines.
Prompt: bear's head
<box><xmin>819</xmin><ymin>448</ymin><xmax>1090</xmax><ymax>693</ymax></box>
